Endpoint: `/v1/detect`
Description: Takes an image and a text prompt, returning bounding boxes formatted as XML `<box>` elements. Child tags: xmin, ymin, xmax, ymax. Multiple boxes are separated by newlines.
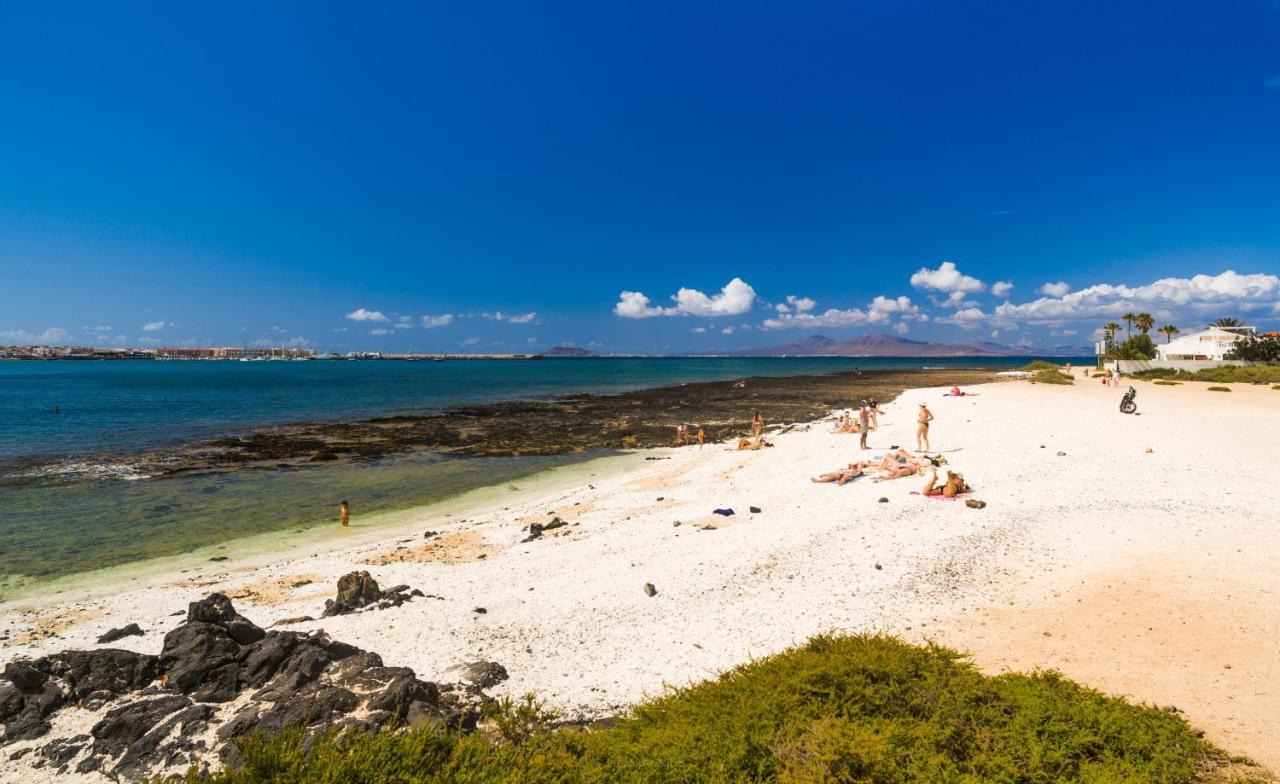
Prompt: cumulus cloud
<box><xmin>346</xmin><ymin>308</ymin><xmax>388</xmax><ymax>322</ymax></box>
<box><xmin>1039</xmin><ymin>281</ymin><xmax>1071</xmax><ymax>297</ymax></box>
<box><xmin>141</xmin><ymin>321</ymin><xmax>168</xmax><ymax>332</ymax></box>
<box><xmin>690</xmin><ymin>326</ymin><xmax>706</xmax><ymax>334</ymax></box>
<box><xmin>483</xmin><ymin>311</ymin><xmax>538</xmax><ymax>324</ymax></box>
<box><xmin>762</xmin><ymin>295</ymin><xmax>920</xmax><ymax>330</ymax></box>
<box><xmin>775</xmin><ymin>295</ymin><xmax>816</xmax><ymax>314</ymax></box>
<box><xmin>614</xmin><ymin>278</ymin><xmax>757</xmax><ymax>318</ymax></box>
<box><xmin>421</xmin><ymin>314</ymin><xmax>454</xmax><ymax>328</ymax></box>
<box><xmin>991</xmin><ymin>281</ymin><xmax>1014</xmax><ymax>297</ymax></box>
<box><xmin>460</xmin><ymin>337</ymin><xmax>480</xmax><ymax>347</ymax></box>
<box><xmin>721</xmin><ymin>326</ymin><xmax>735</xmax><ymax>335</ymax></box>
<box><xmin>942</xmin><ymin>307</ymin><xmax>990</xmax><ymax>330</ymax></box>
<box><xmin>910</xmin><ymin>262</ymin><xmax>985</xmax><ymax>294</ymax></box>
<box><xmin>0</xmin><ymin>327</ymin><xmax>74</xmax><ymax>344</ymax></box>
<box><xmin>994</xmin><ymin>270</ymin><xmax>1280</xmax><ymax>323</ymax></box>
<box><xmin>893</xmin><ymin>322</ymin><xmax>910</xmax><ymax>335</ymax></box>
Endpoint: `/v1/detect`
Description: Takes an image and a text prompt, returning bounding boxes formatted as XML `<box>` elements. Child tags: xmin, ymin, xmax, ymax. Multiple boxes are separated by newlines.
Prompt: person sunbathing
<box><xmin>922</xmin><ymin>469</ymin><xmax>970</xmax><ymax>498</ymax></box>
<box><xmin>731</xmin><ymin>436</ymin><xmax>773</xmax><ymax>451</ymax></box>
<box><xmin>811</xmin><ymin>460</ymin><xmax>876</xmax><ymax>485</ymax></box>
<box><xmin>874</xmin><ymin>462</ymin><xmax>919</xmax><ymax>481</ymax></box>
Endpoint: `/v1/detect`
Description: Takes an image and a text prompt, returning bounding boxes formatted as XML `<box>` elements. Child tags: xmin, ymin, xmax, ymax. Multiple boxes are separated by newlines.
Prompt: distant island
<box><xmin>538</xmin><ymin>346</ymin><xmax>597</xmax><ymax>358</ymax></box>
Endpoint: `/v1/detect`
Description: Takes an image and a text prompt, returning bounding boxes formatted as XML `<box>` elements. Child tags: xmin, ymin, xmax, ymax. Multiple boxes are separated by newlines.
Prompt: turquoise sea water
<box><xmin>0</xmin><ymin>357</ymin><xmax>1082</xmax><ymax>596</ymax></box>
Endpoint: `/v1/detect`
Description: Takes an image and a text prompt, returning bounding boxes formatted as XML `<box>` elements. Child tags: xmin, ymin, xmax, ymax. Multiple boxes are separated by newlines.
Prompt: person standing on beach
<box><xmin>696</xmin><ymin>427</ymin><xmax>705</xmax><ymax>448</ymax></box>
<box><xmin>858</xmin><ymin>400</ymin><xmax>871</xmax><ymax>449</ymax></box>
<box><xmin>916</xmin><ymin>403</ymin><xmax>933</xmax><ymax>452</ymax></box>
<box><xmin>751</xmin><ymin>411</ymin><xmax>765</xmax><ymax>439</ymax></box>
<box><xmin>867</xmin><ymin>396</ymin><xmax>879</xmax><ymax>430</ymax></box>
<box><xmin>339</xmin><ymin>500</ymin><xmax>350</xmax><ymax>527</ymax></box>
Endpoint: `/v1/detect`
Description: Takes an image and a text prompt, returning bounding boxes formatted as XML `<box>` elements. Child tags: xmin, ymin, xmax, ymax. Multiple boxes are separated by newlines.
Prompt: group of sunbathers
<box><xmin>811</xmin><ymin>448</ymin><xmax>944</xmax><ymax>485</ymax></box>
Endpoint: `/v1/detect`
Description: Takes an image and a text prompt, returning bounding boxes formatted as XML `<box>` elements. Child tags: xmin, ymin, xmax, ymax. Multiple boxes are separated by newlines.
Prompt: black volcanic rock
<box><xmin>2</xmin><ymin>594</ymin><xmax>497</xmax><ymax>779</ymax></box>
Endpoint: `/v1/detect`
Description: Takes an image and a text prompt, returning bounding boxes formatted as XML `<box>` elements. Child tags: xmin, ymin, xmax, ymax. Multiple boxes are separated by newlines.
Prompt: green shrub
<box><xmin>183</xmin><ymin>635</ymin><xmax>1251</xmax><ymax>784</ymax></box>
<box><xmin>1132</xmin><ymin>366</ymin><xmax>1280</xmax><ymax>384</ymax></box>
<box><xmin>1207</xmin><ymin>386</ymin><xmax>1231</xmax><ymax>392</ymax></box>
<box><xmin>1030</xmin><ymin>368</ymin><xmax>1074</xmax><ymax>385</ymax></box>
<box><xmin>1019</xmin><ymin>360</ymin><xmax>1060</xmax><ymax>371</ymax></box>
<box><xmin>1154</xmin><ymin>380</ymin><xmax>1181</xmax><ymax>386</ymax></box>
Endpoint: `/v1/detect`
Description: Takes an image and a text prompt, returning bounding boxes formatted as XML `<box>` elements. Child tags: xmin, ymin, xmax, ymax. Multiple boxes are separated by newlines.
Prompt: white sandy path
<box><xmin>1</xmin><ymin>377</ymin><xmax>1277</xmax><ymax>780</ymax></box>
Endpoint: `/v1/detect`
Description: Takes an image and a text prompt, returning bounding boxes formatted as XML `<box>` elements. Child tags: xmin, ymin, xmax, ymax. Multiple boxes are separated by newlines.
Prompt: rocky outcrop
<box><xmin>322</xmin><ymin>571</ymin><xmax>420</xmax><ymax>617</ymax></box>
<box><xmin>1</xmin><ymin>593</ymin><xmax>497</xmax><ymax>780</ymax></box>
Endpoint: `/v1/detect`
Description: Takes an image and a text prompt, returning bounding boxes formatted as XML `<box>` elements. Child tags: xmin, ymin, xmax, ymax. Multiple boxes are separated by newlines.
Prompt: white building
<box><xmin>1155</xmin><ymin>326</ymin><xmax>1253</xmax><ymax>361</ymax></box>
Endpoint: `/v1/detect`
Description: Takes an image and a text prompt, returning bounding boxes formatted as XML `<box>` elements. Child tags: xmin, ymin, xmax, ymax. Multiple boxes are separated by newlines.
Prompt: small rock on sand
<box><xmin>643</xmin><ymin>583</ymin><xmax>657</xmax><ymax>597</ymax></box>
<box><xmin>96</xmin><ymin>624</ymin><xmax>144</xmax><ymax>644</ymax></box>
<box><xmin>965</xmin><ymin>499</ymin><xmax>987</xmax><ymax>509</ymax></box>
<box><xmin>749</xmin><ymin>506</ymin><xmax>762</xmax><ymax>513</ymax></box>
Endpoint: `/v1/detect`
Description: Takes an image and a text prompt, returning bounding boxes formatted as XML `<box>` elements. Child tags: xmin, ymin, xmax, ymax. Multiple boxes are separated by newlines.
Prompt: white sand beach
<box><xmin>3</xmin><ymin>376</ymin><xmax>1278</xmax><ymax>780</ymax></box>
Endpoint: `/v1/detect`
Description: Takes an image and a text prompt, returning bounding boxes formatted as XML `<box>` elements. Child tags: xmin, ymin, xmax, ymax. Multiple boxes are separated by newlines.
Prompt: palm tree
<box><xmin>1211</xmin><ymin>317</ymin><xmax>1241</xmax><ymax>328</ymax></box>
<box><xmin>1135</xmin><ymin>313</ymin><xmax>1155</xmax><ymax>334</ymax></box>
<box><xmin>1158</xmin><ymin>325</ymin><xmax>1179</xmax><ymax>343</ymax></box>
<box><xmin>1103</xmin><ymin>321</ymin><xmax>1122</xmax><ymax>348</ymax></box>
<box><xmin>1121</xmin><ymin>312</ymin><xmax>1136</xmax><ymax>338</ymax></box>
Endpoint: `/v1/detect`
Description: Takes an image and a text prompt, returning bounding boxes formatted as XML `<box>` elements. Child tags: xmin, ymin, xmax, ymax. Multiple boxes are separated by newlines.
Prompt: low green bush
<box><xmin>183</xmin><ymin>635</ymin><xmax>1253</xmax><ymax>784</ymax></box>
<box><xmin>1132</xmin><ymin>366</ymin><xmax>1280</xmax><ymax>384</ymax></box>
<box><xmin>1019</xmin><ymin>360</ymin><xmax>1060</xmax><ymax>371</ymax></box>
<box><xmin>1030</xmin><ymin>368</ymin><xmax>1074</xmax><ymax>385</ymax></box>
<box><xmin>1207</xmin><ymin>386</ymin><xmax>1231</xmax><ymax>392</ymax></box>
<box><xmin>1154</xmin><ymin>380</ymin><xmax>1181</xmax><ymax>386</ymax></box>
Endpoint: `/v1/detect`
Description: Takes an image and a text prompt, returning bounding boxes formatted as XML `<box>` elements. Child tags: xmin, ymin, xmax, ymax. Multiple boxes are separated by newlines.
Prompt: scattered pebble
<box><xmin>473</xmin><ymin>607</ymin><xmax>487</xmax><ymax>614</ymax></box>
<box><xmin>643</xmin><ymin>583</ymin><xmax>657</xmax><ymax>597</ymax></box>
<box><xmin>878</xmin><ymin>497</ymin><xmax>889</xmax><ymax>503</ymax></box>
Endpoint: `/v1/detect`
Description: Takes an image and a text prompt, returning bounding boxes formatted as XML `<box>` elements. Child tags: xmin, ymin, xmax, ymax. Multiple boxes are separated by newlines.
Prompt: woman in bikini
<box><xmin>916</xmin><ymin>403</ymin><xmax>933</xmax><ymax>452</ymax></box>
<box><xmin>751</xmin><ymin>411</ymin><xmax>765</xmax><ymax>438</ymax></box>
<box><xmin>922</xmin><ymin>469</ymin><xmax>969</xmax><ymax>498</ymax></box>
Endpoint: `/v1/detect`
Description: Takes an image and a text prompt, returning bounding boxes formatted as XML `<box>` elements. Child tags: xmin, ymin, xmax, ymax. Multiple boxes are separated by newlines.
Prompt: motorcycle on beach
<box><xmin>1119</xmin><ymin>386</ymin><xmax>1137</xmax><ymax>414</ymax></box>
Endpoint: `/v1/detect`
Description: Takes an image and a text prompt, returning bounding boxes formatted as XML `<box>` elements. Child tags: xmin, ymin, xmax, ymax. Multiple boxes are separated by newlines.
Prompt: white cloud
<box><xmin>1039</xmin><ymin>281</ymin><xmax>1071</xmax><ymax>297</ymax></box>
<box><xmin>421</xmin><ymin>314</ymin><xmax>454</xmax><ymax>328</ymax></box>
<box><xmin>940</xmin><ymin>291</ymin><xmax>968</xmax><ymax>308</ymax></box>
<box><xmin>937</xmin><ymin>307</ymin><xmax>990</xmax><ymax>330</ymax></box>
<box><xmin>483</xmin><ymin>311</ymin><xmax>538</xmax><ymax>324</ymax></box>
<box><xmin>721</xmin><ymin>326</ymin><xmax>735</xmax><ymax>335</ymax></box>
<box><xmin>994</xmin><ymin>270</ymin><xmax>1280</xmax><ymax>323</ymax></box>
<box><xmin>369</xmin><ymin>328</ymin><xmax>392</xmax><ymax>336</ymax></box>
<box><xmin>690</xmin><ymin>327</ymin><xmax>706</xmax><ymax>334</ymax></box>
<box><xmin>910</xmin><ymin>262</ymin><xmax>985</xmax><ymax>294</ymax></box>
<box><xmin>867</xmin><ymin>295</ymin><xmax>921</xmax><ymax>323</ymax></box>
<box><xmin>614</xmin><ymin>278</ymin><xmax>757</xmax><ymax>318</ymax></box>
<box><xmin>0</xmin><ymin>327</ymin><xmax>74</xmax><ymax>344</ymax></box>
<box><xmin>141</xmin><ymin>321</ymin><xmax>167</xmax><ymax>332</ymax></box>
<box><xmin>346</xmin><ymin>308</ymin><xmax>388</xmax><ymax>322</ymax></box>
<box><xmin>776</xmin><ymin>295</ymin><xmax>816</xmax><ymax>314</ymax></box>
<box><xmin>460</xmin><ymin>337</ymin><xmax>480</xmax><ymax>347</ymax></box>
<box><xmin>762</xmin><ymin>295</ymin><xmax>920</xmax><ymax>330</ymax></box>
<box><xmin>762</xmin><ymin>307</ymin><xmax>870</xmax><ymax>330</ymax></box>
<box><xmin>991</xmin><ymin>281</ymin><xmax>1014</xmax><ymax>297</ymax></box>
<box><xmin>893</xmin><ymin>321</ymin><xmax>910</xmax><ymax>335</ymax></box>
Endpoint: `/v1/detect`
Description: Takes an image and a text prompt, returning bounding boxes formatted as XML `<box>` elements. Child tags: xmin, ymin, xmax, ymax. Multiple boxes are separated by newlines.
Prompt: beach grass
<box><xmin>183</xmin><ymin>634</ymin><xmax>1258</xmax><ymax>784</ymax></box>
<box><xmin>1133</xmin><ymin>366</ymin><xmax>1280</xmax><ymax>384</ymax></box>
<box><xmin>1030</xmin><ymin>368</ymin><xmax>1074</xmax><ymax>385</ymax></box>
<box><xmin>1020</xmin><ymin>360</ymin><xmax>1061</xmax><ymax>371</ymax></box>
<box><xmin>1207</xmin><ymin>386</ymin><xmax>1232</xmax><ymax>392</ymax></box>
<box><xmin>1154</xmin><ymin>380</ymin><xmax>1182</xmax><ymax>386</ymax></box>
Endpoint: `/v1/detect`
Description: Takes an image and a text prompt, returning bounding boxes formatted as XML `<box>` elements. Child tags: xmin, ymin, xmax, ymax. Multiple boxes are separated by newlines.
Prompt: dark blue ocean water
<box><xmin>0</xmin><ymin>357</ymin><xmax>1082</xmax><ymax>593</ymax></box>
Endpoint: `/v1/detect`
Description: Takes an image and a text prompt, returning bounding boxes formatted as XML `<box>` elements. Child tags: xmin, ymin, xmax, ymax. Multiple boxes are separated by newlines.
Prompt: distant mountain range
<box><xmin>698</xmin><ymin>333</ymin><xmax>1090</xmax><ymax>358</ymax></box>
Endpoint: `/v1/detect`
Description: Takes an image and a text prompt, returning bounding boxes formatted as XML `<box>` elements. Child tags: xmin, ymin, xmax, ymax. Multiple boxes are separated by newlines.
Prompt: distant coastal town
<box><xmin>0</xmin><ymin>345</ymin><xmax>544</xmax><ymax>361</ymax></box>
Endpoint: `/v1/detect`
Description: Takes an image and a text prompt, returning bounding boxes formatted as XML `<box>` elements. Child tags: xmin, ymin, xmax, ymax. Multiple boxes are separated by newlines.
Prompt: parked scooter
<box><xmin>1119</xmin><ymin>386</ymin><xmax>1137</xmax><ymax>414</ymax></box>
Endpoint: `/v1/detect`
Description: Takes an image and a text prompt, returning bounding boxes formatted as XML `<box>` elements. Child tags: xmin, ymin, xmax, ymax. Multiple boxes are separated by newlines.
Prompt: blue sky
<box><xmin>2</xmin><ymin>1</ymin><xmax>1279</xmax><ymax>353</ymax></box>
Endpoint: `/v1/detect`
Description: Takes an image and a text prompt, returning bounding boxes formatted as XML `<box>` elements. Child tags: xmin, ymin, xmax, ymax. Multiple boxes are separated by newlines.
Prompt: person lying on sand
<box><xmin>731</xmin><ymin>436</ymin><xmax>773</xmax><ymax>451</ymax></box>
<box><xmin>922</xmin><ymin>469</ymin><xmax>970</xmax><ymax>498</ymax></box>
<box><xmin>811</xmin><ymin>460</ymin><xmax>876</xmax><ymax>485</ymax></box>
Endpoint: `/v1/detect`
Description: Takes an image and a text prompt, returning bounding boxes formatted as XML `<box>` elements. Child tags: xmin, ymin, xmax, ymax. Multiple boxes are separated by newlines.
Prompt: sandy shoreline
<box><xmin>2</xmin><ymin>376</ymin><xmax>1277</xmax><ymax>779</ymax></box>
